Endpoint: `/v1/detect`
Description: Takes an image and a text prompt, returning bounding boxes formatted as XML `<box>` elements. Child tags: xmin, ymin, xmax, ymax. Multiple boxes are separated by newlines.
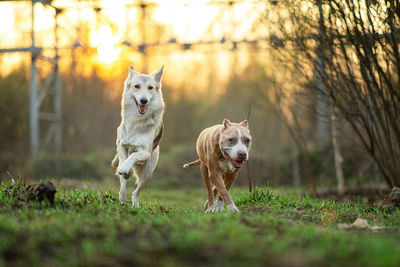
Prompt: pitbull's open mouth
<box><xmin>224</xmin><ymin>152</ymin><xmax>244</xmax><ymax>169</ymax></box>
<box><xmin>134</xmin><ymin>98</ymin><xmax>148</xmax><ymax>114</ymax></box>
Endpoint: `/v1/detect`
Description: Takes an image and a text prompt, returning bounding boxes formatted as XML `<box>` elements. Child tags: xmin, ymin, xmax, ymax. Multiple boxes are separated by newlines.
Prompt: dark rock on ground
<box><xmin>388</xmin><ymin>187</ymin><xmax>400</xmax><ymax>207</ymax></box>
<box><xmin>26</xmin><ymin>182</ymin><xmax>57</xmax><ymax>204</ymax></box>
<box><xmin>6</xmin><ymin>181</ymin><xmax>57</xmax><ymax>204</ymax></box>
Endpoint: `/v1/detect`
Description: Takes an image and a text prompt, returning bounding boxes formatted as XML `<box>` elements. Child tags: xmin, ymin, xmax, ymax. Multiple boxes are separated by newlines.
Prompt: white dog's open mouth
<box><xmin>224</xmin><ymin>152</ymin><xmax>244</xmax><ymax>169</ymax></box>
<box><xmin>134</xmin><ymin>99</ymin><xmax>148</xmax><ymax>114</ymax></box>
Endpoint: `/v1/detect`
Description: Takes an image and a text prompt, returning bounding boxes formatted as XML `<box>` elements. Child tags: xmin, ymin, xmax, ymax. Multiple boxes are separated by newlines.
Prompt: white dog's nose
<box><xmin>140</xmin><ymin>98</ymin><xmax>148</xmax><ymax>105</ymax></box>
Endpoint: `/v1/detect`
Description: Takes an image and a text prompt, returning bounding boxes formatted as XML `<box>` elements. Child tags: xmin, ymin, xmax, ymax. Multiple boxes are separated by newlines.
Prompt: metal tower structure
<box><xmin>0</xmin><ymin>0</ymin><xmax>62</xmax><ymax>159</ymax></box>
<box><xmin>0</xmin><ymin>0</ymin><xmax>270</xmax><ymax>160</ymax></box>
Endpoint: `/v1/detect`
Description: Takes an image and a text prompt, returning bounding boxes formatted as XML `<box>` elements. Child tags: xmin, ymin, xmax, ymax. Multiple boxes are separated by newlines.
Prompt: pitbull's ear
<box><xmin>222</xmin><ymin>119</ymin><xmax>232</xmax><ymax>130</ymax></box>
<box><xmin>129</xmin><ymin>65</ymin><xmax>139</xmax><ymax>76</ymax></box>
<box><xmin>240</xmin><ymin>119</ymin><xmax>249</xmax><ymax>128</ymax></box>
<box><xmin>152</xmin><ymin>65</ymin><xmax>164</xmax><ymax>87</ymax></box>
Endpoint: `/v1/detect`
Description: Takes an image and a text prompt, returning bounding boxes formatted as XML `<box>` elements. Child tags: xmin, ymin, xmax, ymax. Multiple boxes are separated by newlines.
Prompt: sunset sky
<box><xmin>0</xmin><ymin>0</ymin><xmax>268</xmax><ymax>97</ymax></box>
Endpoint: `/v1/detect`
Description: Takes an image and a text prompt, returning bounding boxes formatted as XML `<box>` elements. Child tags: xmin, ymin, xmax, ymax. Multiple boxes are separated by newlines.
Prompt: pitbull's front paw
<box><xmin>206</xmin><ymin>200</ymin><xmax>225</xmax><ymax>213</ymax></box>
<box><xmin>226</xmin><ymin>203</ymin><xmax>240</xmax><ymax>213</ymax></box>
<box><xmin>204</xmin><ymin>199</ymin><xmax>209</xmax><ymax>211</ymax></box>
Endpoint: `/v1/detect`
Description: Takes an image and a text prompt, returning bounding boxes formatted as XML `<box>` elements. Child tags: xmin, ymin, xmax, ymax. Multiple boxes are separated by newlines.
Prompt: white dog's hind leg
<box><xmin>131</xmin><ymin>147</ymin><xmax>159</xmax><ymax>208</ymax></box>
<box><xmin>131</xmin><ymin>177</ymin><xmax>150</xmax><ymax>207</ymax></box>
<box><xmin>119</xmin><ymin>176</ymin><xmax>127</xmax><ymax>203</ymax></box>
<box><xmin>116</xmin><ymin>144</ymin><xmax>129</xmax><ymax>203</ymax></box>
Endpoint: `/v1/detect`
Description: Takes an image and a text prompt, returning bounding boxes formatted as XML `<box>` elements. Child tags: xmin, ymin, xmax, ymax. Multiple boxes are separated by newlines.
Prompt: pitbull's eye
<box><xmin>228</xmin><ymin>137</ymin><xmax>237</xmax><ymax>144</ymax></box>
<box><xmin>134</xmin><ymin>84</ymin><xmax>140</xmax><ymax>89</ymax></box>
<box><xmin>148</xmin><ymin>85</ymin><xmax>154</xmax><ymax>90</ymax></box>
<box><xmin>243</xmin><ymin>137</ymin><xmax>250</xmax><ymax>145</ymax></box>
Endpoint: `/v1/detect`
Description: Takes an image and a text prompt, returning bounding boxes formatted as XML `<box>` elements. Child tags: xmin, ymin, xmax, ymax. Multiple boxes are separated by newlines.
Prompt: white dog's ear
<box><xmin>152</xmin><ymin>65</ymin><xmax>164</xmax><ymax>88</ymax></box>
<box><xmin>240</xmin><ymin>119</ymin><xmax>249</xmax><ymax>128</ymax></box>
<box><xmin>222</xmin><ymin>119</ymin><xmax>232</xmax><ymax>130</ymax></box>
<box><xmin>129</xmin><ymin>65</ymin><xmax>138</xmax><ymax>76</ymax></box>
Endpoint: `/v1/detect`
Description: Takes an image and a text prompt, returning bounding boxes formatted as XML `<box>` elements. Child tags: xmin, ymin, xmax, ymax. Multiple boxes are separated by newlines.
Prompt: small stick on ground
<box><xmin>247</xmin><ymin>160</ymin><xmax>252</xmax><ymax>193</ymax></box>
<box><xmin>246</xmin><ymin>103</ymin><xmax>252</xmax><ymax>193</ymax></box>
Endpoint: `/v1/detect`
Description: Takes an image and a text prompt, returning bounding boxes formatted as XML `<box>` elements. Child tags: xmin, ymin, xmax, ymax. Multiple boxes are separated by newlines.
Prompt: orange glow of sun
<box><xmin>89</xmin><ymin>25</ymin><xmax>122</xmax><ymax>65</ymax></box>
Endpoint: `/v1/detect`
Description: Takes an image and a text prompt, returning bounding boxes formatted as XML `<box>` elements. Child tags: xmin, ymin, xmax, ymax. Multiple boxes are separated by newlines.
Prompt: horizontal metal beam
<box><xmin>0</xmin><ymin>46</ymin><xmax>42</xmax><ymax>54</ymax></box>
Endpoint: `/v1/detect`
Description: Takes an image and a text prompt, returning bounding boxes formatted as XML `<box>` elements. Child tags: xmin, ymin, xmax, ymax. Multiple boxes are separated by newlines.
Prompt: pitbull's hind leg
<box><xmin>201</xmin><ymin>163</ymin><xmax>215</xmax><ymax>211</ymax></box>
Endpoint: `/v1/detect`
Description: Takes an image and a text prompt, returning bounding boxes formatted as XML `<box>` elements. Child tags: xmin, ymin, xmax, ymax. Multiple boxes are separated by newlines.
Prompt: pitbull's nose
<box><xmin>238</xmin><ymin>151</ymin><xmax>247</xmax><ymax>161</ymax></box>
<box><xmin>140</xmin><ymin>98</ymin><xmax>148</xmax><ymax>105</ymax></box>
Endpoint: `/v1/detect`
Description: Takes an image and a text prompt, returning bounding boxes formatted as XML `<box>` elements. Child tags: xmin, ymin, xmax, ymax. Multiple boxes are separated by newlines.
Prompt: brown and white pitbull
<box><xmin>183</xmin><ymin>119</ymin><xmax>252</xmax><ymax>213</ymax></box>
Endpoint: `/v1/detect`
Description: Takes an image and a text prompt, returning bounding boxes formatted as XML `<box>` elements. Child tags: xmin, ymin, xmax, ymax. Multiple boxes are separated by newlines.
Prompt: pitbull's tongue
<box><xmin>233</xmin><ymin>160</ymin><xmax>244</xmax><ymax>168</ymax></box>
<box><xmin>224</xmin><ymin>152</ymin><xmax>244</xmax><ymax>168</ymax></box>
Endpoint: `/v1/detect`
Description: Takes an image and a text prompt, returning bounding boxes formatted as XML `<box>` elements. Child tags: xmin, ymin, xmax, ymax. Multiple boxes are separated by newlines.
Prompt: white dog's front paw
<box><xmin>116</xmin><ymin>164</ymin><xmax>131</xmax><ymax>178</ymax></box>
<box><xmin>226</xmin><ymin>203</ymin><xmax>240</xmax><ymax>213</ymax></box>
<box><xmin>206</xmin><ymin>200</ymin><xmax>225</xmax><ymax>213</ymax></box>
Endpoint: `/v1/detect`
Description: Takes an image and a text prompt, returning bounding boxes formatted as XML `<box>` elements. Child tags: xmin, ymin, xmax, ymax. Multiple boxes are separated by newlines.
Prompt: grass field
<box><xmin>1</xmin><ymin>179</ymin><xmax>400</xmax><ymax>267</ymax></box>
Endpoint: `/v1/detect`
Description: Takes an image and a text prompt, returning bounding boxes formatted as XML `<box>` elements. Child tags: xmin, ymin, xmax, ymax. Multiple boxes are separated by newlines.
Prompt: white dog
<box><xmin>111</xmin><ymin>65</ymin><xmax>165</xmax><ymax>207</ymax></box>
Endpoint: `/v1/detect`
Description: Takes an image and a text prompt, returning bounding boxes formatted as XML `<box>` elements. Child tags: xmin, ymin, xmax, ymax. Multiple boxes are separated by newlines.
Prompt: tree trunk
<box><xmin>292</xmin><ymin>139</ymin><xmax>301</xmax><ymax>187</ymax></box>
<box><xmin>330</xmin><ymin>100</ymin><xmax>345</xmax><ymax>194</ymax></box>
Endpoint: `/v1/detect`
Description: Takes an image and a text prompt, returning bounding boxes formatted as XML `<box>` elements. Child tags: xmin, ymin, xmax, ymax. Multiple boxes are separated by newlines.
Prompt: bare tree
<box><xmin>322</xmin><ymin>0</ymin><xmax>400</xmax><ymax>187</ymax></box>
<box><xmin>317</xmin><ymin>0</ymin><xmax>345</xmax><ymax>194</ymax></box>
<box><xmin>265</xmin><ymin>0</ymin><xmax>400</xmax><ymax>188</ymax></box>
<box><xmin>330</xmin><ymin>99</ymin><xmax>345</xmax><ymax>193</ymax></box>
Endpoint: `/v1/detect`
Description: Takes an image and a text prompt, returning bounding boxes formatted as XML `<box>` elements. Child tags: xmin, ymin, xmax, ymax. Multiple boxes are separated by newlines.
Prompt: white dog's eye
<box><xmin>134</xmin><ymin>84</ymin><xmax>140</xmax><ymax>89</ymax></box>
<box><xmin>148</xmin><ymin>85</ymin><xmax>154</xmax><ymax>90</ymax></box>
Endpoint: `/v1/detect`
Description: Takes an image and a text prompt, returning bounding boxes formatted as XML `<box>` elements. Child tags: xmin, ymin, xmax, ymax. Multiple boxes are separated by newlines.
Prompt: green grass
<box><xmin>0</xmin><ymin>180</ymin><xmax>400</xmax><ymax>267</ymax></box>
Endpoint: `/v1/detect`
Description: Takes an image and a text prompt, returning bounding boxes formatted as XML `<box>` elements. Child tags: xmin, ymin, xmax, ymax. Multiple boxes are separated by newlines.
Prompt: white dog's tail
<box><xmin>183</xmin><ymin>159</ymin><xmax>201</xmax><ymax>168</ymax></box>
<box><xmin>111</xmin><ymin>154</ymin><xmax>119</xmax><ymax>169</ymax></box>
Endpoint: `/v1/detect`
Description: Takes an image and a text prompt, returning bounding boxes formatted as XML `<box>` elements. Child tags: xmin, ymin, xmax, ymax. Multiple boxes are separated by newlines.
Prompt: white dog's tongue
<box><xmin>138</xmin><ymin>104</ymin><xmax>147</xmax><ymax>113</ymax></box>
